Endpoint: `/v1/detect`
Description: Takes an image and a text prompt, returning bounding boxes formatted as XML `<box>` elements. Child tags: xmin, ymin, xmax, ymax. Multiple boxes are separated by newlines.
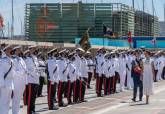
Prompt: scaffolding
<box><xmin>134</xmin><ymin>11</ymin><xmax>159</xmax><ymax>36</ymax></box>
<box><xmin>112</xmin><ymin>3</ymin><xmax>134</xmax><ymax>37</ymax></box>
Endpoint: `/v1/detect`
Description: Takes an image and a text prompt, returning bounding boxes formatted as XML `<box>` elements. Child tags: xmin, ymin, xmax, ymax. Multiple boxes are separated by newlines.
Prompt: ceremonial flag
<box><xmin>103</xmin><ymin>25</ymin><xmax>115</xmax><ymax>38</ymax></box>
<box><xmin>79</xmin><ymin>28</ymin><xmax>91</xmax><ymax>52</ymax></box>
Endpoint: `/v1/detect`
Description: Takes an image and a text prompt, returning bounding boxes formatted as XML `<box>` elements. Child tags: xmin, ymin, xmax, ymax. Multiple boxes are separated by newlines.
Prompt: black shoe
<box><xmin>54</xmin><ymin>99</ymin><xmax>57</xmax><ymax>103</ymax></box>
<box><xmin>82</xmin><ymin>100</ymin><xmax>88</xmax><ymax>102</ymax></box>
<box><xmin>68</xmin><ymin>102</ymin><xmax>74</xmax><ymax>105</ymax></box>
<box><xmin>139</xmin><ymin>99</ymin><xmax>142</xmax><ymax>101</ymax></box>
<box><xmin>78</xmin><ymin>100</ymin><xmax>82</xmax><ymax>103</ymax></box>
<box><xmin>49</xmin><ymin>106</ymin><xmax>59</xmax><ymax>110</ymax></box>
<box><xmin>59</xmin><ymin>103</ymin><xmax>67</xmax><ymax>107</ymax></box>
<box><xmin>132</xmin><ymin>98</ymin><xmax>136</xmax><ymax>102</ymax></box>
<box><xmin>97</xmin><ymin>94</ymin><xmax>103</xmax><ymax>97</ymax></box>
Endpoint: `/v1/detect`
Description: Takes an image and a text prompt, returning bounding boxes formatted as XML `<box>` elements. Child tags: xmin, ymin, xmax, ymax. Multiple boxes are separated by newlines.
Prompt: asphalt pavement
<box><xmin>9</xmin><ymin>80</ymin><xmax>165</xmax><ymax>114</ymax></box>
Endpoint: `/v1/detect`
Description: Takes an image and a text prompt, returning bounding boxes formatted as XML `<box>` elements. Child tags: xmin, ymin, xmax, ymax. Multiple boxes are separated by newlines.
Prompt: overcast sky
<box><xmin>0</xmin><ymin>0</ymin><xmax>165</xmax><ymax>36</ymax></box>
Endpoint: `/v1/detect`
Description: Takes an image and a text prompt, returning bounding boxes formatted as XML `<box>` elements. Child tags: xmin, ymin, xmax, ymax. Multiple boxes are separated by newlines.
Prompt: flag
<box><xmin>151</xmin><ymin>37</ymin><xmax>156</xmax><ymax>46</ymax></box>
<box><xmin>103</xmin><ymin>25</ymin><xmax>115</xmax><ymax>38</ymax></box>
<box><xmin>79</xmin><ymin>28</ymin><xmax>91</xmax><ymax>52</ymax></box>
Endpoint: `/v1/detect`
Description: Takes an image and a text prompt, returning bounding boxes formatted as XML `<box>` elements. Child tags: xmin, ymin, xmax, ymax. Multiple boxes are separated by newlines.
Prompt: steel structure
<box><xmin>134</xmin><ymin>11</ymin><xmax>159</xmax><ymax>36</ymax></box>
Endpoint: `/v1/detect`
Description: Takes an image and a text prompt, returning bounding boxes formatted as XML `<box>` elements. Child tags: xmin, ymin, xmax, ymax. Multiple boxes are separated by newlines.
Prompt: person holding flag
<box><xmin>151</xmin><ymin>37</ymin><xmax>156</xmax><ymax>48</ymax></box>
<box><xmin>127</xmin><ymin>31</ymin><xmax>133</xmax><ymax>48</ymax></box>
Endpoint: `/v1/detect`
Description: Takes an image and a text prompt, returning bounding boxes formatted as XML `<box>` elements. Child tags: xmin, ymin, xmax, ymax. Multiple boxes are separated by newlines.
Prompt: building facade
<box><xmin>25</xmin><ymin>2</ymin><xmax>159</xmax><ymax>43</ymax></box>
<box><xmin>159</xmin><ymin>21</ymin><xmax>165</xmax><ymax>36</ymax></box>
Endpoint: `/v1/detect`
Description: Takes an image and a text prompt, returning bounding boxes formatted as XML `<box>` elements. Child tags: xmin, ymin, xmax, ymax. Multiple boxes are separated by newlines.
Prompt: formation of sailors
<box><xmin>0</xmin><ymin>45</ymin><xmax>164</xmax><ymax>114</ymax></box>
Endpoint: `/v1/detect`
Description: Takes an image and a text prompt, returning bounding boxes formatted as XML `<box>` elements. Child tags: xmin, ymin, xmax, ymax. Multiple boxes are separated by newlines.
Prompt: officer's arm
<box><xmin>0</xmin><ymin>62</ymin><xmax>5</xmax><ymax>88</ymax></box>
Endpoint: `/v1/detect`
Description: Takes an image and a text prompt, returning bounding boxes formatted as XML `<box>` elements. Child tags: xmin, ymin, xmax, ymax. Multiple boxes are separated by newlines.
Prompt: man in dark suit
<box><xmin>131</xmin><ymin>50</ymin><xmax>143</xmax><ymax>102</ymax></box>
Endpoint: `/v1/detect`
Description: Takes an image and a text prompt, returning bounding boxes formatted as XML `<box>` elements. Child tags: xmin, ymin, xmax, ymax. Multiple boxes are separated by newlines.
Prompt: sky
<box><xmin>0</xmin><ymin>0</ymin><xmax>165</xmax><ymax>36</ymax></box>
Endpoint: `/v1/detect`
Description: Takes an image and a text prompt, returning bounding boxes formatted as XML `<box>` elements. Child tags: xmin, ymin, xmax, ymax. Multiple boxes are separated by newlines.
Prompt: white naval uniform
<box><xmin>96</xmin><ymin>53</ymin><xmax>105</xmax><ymax>77</ymax></box>
<box><xmin>68</xmin><ymin>62</ymin><xmax>77</xmax><ymax>83</ymax></box>
<box><xmin>74</xmin><ymin>54</ymin><xmax>81</xmax><ymax>79</ymax></box>
<box><xmin>113</xmin><ymin>57</ymin><xmax>120</xmax><ymax>74</ymax></box>
<box><xmin>156</xmin><ymin>56</ymin><xmax>164</xmax><ymax>81</ymax></box>
<box><xmin>38</xmin><ymin>59</ymin><xmax>47</xmax><ymax>78</ymax></box>
<box><xmin>153</xmin><ymin>57</ymin><xmax>159</xmax><ymax>81</ymax></box>
<box><xmin>80</xmin><ymin>57</ymin><xmax>88</xmax><ymax>79</ymax></box>
<box><xmin>87</xmin><ymin>58</ymin><xmax>94</xmax><ymax>73</ymax></box>
<box><xmin>108</xmin><ymin>59</ymin><xmax>115</xmax><ymax>78</ymax></box>
<box><xmin>126</xmin><ymin>55</ymin><xmax>134</xmax><ymax>89</ymax></box>
<box><xmin>24</xmin><ymin>54</ymin><xmax>40</xmax><ymax>114</ymax></box>
<box><xmin>47</xmin><ymin>57</ymin><xmax>59</xmax><ymax>83</ymax></box>
<box><xmin>12</xmin><ymin>56</ymin><xmax>27</xmax><ymax>114</ymax></box>
<box><xmin>104</xmin><ymin>59</ymin><xmax>110</xmax><ymax>78</ymax></box>
<box><xmin>118</xmin><ymin>56</ymin><xmax>127</xmax><ymax>91</ymax></box>
<box><xmin>0</xmin><ymin>56</ymin><xmax>14</xmax><ymax>114</ymax></box>
<box><xmin>25</xmin><ymin>55</ymin><xmax>40</xmax><ymax>84</ymax></box>
<box><xmin>57</xmin><ymin>58</ymin><xmax>68</xmax><ymax>82</ymax></box>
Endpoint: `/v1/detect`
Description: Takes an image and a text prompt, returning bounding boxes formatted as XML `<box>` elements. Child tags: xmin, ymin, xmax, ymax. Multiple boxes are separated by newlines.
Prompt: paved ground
<box><xmin>9</xmin><ymin>80</ymin><xmax>165</xmax><ymax>114</ymax></box>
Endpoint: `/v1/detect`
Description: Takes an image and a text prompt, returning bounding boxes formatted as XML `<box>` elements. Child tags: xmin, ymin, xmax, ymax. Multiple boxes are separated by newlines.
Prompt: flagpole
<box><xmin>152</xmin><ymin>0</ymin><xmax>156</xmax><ymax>48</ymax></box>
<box><xmin>11</xmin><ymin>0</ymin><xmax>14</xmax><ymax>39</ymax></box>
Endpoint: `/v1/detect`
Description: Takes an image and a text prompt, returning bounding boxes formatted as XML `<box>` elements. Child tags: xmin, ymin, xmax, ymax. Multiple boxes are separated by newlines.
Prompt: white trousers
<box><xmin>12</xmin><ymin>78</ymin><xmax>26</xmax><ymax>114</ymax></box>
<box><xmin>119</xmin><ymin>70</ymin><xmax>126</xmax><ymax>91</ymax></box>
<box><xmin>126</xmin><ymin>69</ymin><xmax>133</xmax><ymax>89</ymax></box>
<box><xmin>156</xmin><ymin>67</ymin><xmax>163</xmax><ymax>81</ymax></box>
<box><xmin>0</xmin><ymin>87</ymin><xmax>12</xmax><ymax>114</ymax></box>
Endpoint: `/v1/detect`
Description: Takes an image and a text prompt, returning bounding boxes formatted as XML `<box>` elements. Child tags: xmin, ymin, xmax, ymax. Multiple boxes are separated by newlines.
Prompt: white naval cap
<box><xmin>86</xmin><ymin>51</ymin><xmax>91</xmax><ymax>54</ymax></box>
<box><xmin>110</xmin><ymin>52</ymin><xmax>115</xmax><ymax>54</ymax></box>
<box><xmin>13</xmin><ymin>45</ymin><xmax>22</xmax><ymax>50</ymax></box>
<box><xmin>28</xmin><ymin>45</ymin><xmax>37</xmax><ymax>49</ymax></box>
<box><xmin>76</xmin><ymin>48</ymin><xmax>85</xmax><ymax>52</ymax></box>
<box><xmin>3</xmin><ymin>45</ymin><xmax>12</xmax><ymax>51</ymax></box>
<box><xmin>47</xmin><ymin>48</ymin><xmax>58</xmax><ymax>54</ymax></box>
<box><xmin>68</xmin><ymin>52</ymin><xmax>75</xmax><ymax>56</ymax></box>
<box><xmin>59</xmin><ymin>49</ymin><xmax>66</xmax><ymax>54</ymax></box>
<box><xmin>24</xmin><ymin>50</ymin><xmax>30</xmax><ymax>55</ymax></box>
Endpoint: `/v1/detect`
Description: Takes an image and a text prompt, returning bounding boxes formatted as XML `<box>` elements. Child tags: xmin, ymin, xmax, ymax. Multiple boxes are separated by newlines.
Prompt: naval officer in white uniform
<box><xmin>0</xmin><ymin>45</ymin><xmax>15</xmax><ymax>114</ymax></box>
